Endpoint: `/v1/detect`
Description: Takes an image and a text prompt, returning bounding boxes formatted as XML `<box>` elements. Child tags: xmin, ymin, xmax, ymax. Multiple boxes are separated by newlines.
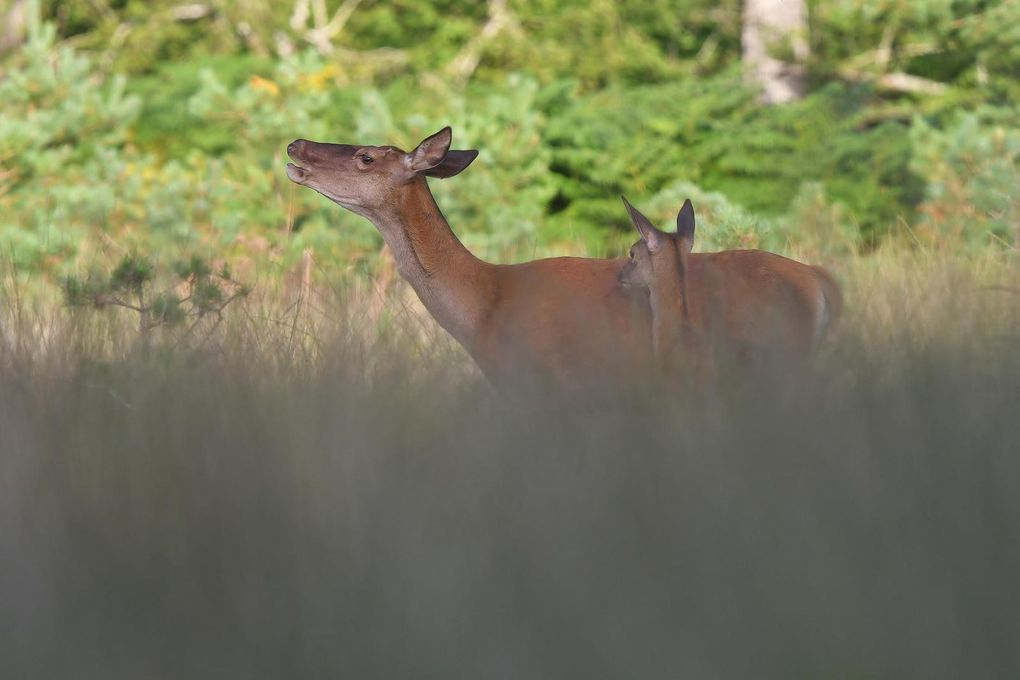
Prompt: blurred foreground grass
<box><xmin>1</xmin><ymin>244</ymin><xmax>1019</xmax><ymax>678</ymax></box>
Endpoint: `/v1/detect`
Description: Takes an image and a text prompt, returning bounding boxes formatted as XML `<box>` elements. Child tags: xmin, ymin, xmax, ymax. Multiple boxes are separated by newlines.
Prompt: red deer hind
<box><xmin>286</xmin><ymin>127</ymin><xmax>840</xmax><ymax>393</ymax></box>
<box><xmin>618</xmin><ymin>196</ymin><xmax>842</xmax><ymax>380</ymax></box>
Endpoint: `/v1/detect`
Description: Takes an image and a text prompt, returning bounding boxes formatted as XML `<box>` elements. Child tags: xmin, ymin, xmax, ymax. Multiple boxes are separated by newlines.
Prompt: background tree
<box><xmin>0</xmin><ymin>0</ymin><xmax>1016</xmax><ymax>277</ymax></box>
<box><xmin>0</xmin><ymin>0</ymin><xmax>27</xmax><ymax>53</ymax></box>
<box><xmin>742</xmin><ymin>0</ymin><xmax>809</xmax><ymax>103</ymax></box>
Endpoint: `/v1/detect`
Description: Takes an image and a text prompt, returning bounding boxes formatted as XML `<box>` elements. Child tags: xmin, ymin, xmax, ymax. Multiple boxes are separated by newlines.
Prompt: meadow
<box><xmin>2</xmin><ymin>1</ymin><xmax>1020</xmax><ymax>677</ymax></box>
<box><xmin>3</xmin><ymin>242</ymin><xmax>1019</xmax><ymax>678</ymax></box>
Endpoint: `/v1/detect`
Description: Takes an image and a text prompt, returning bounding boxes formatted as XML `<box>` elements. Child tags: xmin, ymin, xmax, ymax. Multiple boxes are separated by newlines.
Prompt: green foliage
<box><xmin>174</xmin><ymin>254</ymin><xmax>212</xmax><ymax>280</ymax></box>
<box><xmin>64</xmin><ymin>253</ymin><xmax>248</xmax><ymax>333</ymax></box>
<box><xmin>542</xmin><ymin>76</ymin><xmax>924</xmax><ymax>241</ymax></box>
<box><xmin>0</xmin><ymin>17</ymin><xmax>141</xmax><ymax>269</ymax></box>
<box><xmin>109</xmin><ymin>254</ymin><xmax>153</xmax><ymax>292</ymax></box>
<box><xmin>62</xmin><ymin>273</ymin><xmax>105</xmax><ymax>308</ymax></box>
<box><xmin>345</xmin><ymin>0</ymin><xmax>487</xmax><ymax>68</ymax></box>
<box><xmin>149</xmin><ymin>291</ymin><xmax>188</xmax><ymax>326</ymax></box>
<box><xmin>40</xmin><ymin>0</ymin><xmax>272</xmax><ymax>75</ymax></box>
<box><xmin>910</xmin><ymin>107</ymin><xmax>1020</xmax><ymax>248</ymax></box>
<box><xmin>809</xmin><ymin>0</ymin><xmax>1020</xmax><ymax>101</ymax></box>
<box><xmin>0</xmin><ymin>23</ymin><xmax>139</xmax><ymax>171</ymax></box>
<box><xmin>784</xmin><ymin>181</ymin><xmax>860</xmax><ymax>257</ymax></box>
<box><xmin>643</xmin><ymin>180</ymin><xmax>777</xmax><ymax>251</ymax></box>
<box><xmin>129</xmin><ymin>54</ymin><xmax>274</xmax><ymax>156</ymax></box>
<box><xmin>3</xmin><ymin>0</ymin><xmax>1018</xmax><ymax>282</ymax></box>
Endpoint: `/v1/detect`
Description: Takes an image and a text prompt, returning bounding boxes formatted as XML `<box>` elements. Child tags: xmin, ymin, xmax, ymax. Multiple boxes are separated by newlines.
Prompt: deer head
<box><xmin>285</xmin><ymin>127</ymin><xmax>478</xmax><ymax>219</ymax></box>
<box><xmin>618</xmin><ymin>197</ymin><xmax>696</xmax><ymax>296</ymax></box>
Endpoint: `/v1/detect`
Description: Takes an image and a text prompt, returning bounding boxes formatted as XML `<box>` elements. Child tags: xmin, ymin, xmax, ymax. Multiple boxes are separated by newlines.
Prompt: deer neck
<box><xmin>648</xmin><ymin>268</ymin><xmax>689</xmax><ymax>363</ymax></box>
<box><xmin>371</xmin><ymin>179</ymin><xmax>494</xmax><ymax>346</ymax></box>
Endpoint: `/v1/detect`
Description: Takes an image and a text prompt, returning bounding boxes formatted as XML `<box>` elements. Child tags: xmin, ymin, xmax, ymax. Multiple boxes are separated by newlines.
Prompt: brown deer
<box><xmin>285</xmin><ymin>127</ymin><xmax>839</xmax><ymax>393</ymax></box>
<box><xmin>618</xmin><ymin>196</ymin><xmax>842</xmax><ymax>377</ymax></box>
<box><xmin>618</xmin><ymin>196</ymin><xmax>705</xmax><ymax>383</ymax></box>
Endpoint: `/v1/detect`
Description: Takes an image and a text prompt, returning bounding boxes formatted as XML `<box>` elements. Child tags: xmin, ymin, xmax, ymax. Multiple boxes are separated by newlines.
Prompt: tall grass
<box><xmin>1</xmin><ymin>247</ymin><xmax>1019</xmax><ymax>678</ymax></box>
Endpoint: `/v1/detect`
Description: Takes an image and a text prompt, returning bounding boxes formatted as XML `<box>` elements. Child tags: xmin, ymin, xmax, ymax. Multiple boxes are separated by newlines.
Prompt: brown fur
<box><xmin>287</xmin><ymin>129</ymin><xmax>841</xmax><ymax>394</ymax></box>
<box><xmin>619</xmin><ymin>198</ymin><xmax>841</xmax><ymax>380</ymax></box>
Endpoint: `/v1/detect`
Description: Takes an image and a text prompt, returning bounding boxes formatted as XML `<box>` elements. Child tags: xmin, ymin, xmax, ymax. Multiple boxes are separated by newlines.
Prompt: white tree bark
<box><xmin>289</xmin><ymin>0</ymin><xmax>364</xmax><ymax>55</ymax></box>
<box><xmin>0</xmin><ymin>0</ymin><xmax>27</xmax><ymax>53</ymax></box>
<box><xmin>742</xmin><ymin>0</ymin><xmax>809</xmax><ymax>104</ymax></box>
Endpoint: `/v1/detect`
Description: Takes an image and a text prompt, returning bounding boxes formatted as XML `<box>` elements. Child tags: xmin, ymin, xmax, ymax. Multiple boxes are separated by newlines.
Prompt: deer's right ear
<box><xmin>621</xmin><ymin>196</ymin><xmax>661</xmax><ymax>252</ymax></box>
<box><xmin>676</xmin><ymin>198</ymin><xmax>695</xmax><ymax>254</ymax></box>
<box><xmin>407</xmin><ymin>127</ymin><xmax>454</xmax><ymax>174</ymax></box>
<box><xmin>423</xmin><ymin>149</ymin><xmax>479</xmax><ymax>178</ymax></box>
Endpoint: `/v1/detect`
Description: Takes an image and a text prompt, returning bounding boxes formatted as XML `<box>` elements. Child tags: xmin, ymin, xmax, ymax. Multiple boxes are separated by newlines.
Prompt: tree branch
<box><xmin>292</xmin><ymin>0</ymin><xmax>365</xmax><ymax>55</ymax></box>
<box><xmin>446</xmin><ymin>0</ymin><xmax>519</xmax><ymax>85</ymax></box>
<box><xmin>840</xmin><ymin>68</ymin><xmax>948</xmax><ymax>96</ymax></box>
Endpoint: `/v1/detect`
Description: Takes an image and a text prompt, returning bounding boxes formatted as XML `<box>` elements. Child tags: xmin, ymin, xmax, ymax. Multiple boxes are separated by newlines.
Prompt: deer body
<box><xmin>619</xmin><ymin>197</ymin><xmax>841</xmax><ymax>378</ymax></box>
<box><xmin>286</xmin><ymin>128</ymin><xmax>840</xmax><ymax>392</ymax></box>
<box><xmin>684</xmin><ymin>250</ymin><xmax>839</xmax><ymax>364</ymax></box>
<box><xmin>380</xmin><ymin>182</ymin><xmax>654</xmax><ymax>389</ymax></box>
<box><xmin>476</xmin><ymin>256</ymin><xmax>652</xmax><ymax>388</ymax></box>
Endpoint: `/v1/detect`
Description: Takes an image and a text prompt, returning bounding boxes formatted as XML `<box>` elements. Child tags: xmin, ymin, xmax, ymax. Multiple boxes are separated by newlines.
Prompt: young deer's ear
<box><xmin>406</xmin><ymin>127</ymin><xmax>454</xmax><ymax>174</ymax></box>
<box><xmin>423</xmin><ymin>149</ymin><xmax>479</xmax><ymax>178</ymax></box>
<box><xmin>621</xmin><ymin>196</ymin><xmax>661</xmax><ymax>252</ymax></box>
<box><xmin>676</xmin><ymin>198</ymin><xmax>695</xmax><ymax>254</ymax></box>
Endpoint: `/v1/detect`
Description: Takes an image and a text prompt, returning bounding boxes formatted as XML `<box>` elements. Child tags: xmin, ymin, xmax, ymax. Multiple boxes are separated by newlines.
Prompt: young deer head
<box><xmin>618</xmin><ymin>197</ymin><xmax>706</xmax><ymax>382</ymax></box>
<box><xmin>286</xmin><ymin>127</ymin><xmax>478</xmax><ymax>219</ymax></box>
<box><xmin>618</xmin><ymin>196</ymin><xmax>696</xmax><ymax>303</ymax></box>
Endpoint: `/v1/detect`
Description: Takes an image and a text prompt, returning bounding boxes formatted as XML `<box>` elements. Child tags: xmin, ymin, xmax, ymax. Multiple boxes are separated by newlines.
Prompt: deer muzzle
<box><xmin>286</xmin><ymin>140</ymin><xmax>309</xmax><ymax>183</ymax></box>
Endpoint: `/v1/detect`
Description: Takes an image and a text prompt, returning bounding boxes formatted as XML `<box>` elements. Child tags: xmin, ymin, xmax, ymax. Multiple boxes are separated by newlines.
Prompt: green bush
<box><xmin>910</xmin><ymin>107</ymin><xmax>1020</xmax><ymax>249</ymax></box>
<box><xmin>2</xmin><ymin>0</ymin><xmax>1017</xmax><ymax>280</ymax></box>
<box><xmin>0</xmin><ymin>20</ymin><xmax>140</xmax><ymax>269</ymax></box>
<box><xmin>64</xmin><ymin>253</ymin><xmax>248</xmax><ymax>339</ymax></box>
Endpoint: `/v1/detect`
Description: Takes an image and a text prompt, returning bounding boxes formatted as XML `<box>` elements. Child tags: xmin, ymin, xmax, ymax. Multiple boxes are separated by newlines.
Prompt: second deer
<box><xmin>618</xmin><ymin>196</ymin><xmax>842</xmax><ymax>380</ymax></box>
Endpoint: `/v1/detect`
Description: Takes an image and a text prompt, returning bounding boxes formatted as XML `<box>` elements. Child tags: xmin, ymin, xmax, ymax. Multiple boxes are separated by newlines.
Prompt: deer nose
<box><xmin>287</xmin><ymin>140</ymin><xmax>303</xmax><ymax>157</ymax></box>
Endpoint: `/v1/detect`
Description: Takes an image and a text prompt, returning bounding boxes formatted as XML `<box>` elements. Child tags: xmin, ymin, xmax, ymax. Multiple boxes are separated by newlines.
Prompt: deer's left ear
<box><xmin>676</xmin><ymin>198</ymin><xmax>695</xmax><ymax>254</ymax></box>
<box><xmin>621</xmin><ymin>196</ymin><xmax>662</xmax><ymax>253</ymax></box>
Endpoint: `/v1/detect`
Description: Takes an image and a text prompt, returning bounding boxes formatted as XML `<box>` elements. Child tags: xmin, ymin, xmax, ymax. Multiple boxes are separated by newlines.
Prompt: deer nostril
<box><xmin>287</xmin><ymin>140</ymin><xmax>301</xmax><ymax>157</ymax></box>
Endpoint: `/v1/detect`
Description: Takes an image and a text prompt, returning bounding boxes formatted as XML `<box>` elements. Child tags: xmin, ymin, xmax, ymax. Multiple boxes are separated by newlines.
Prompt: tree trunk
<box><xmin>742</xmin><ymin>0</ymin><xmax>809</xmax><ymax>104</ymax></box>
<box><xmin>0</xmin><ymin>0</ymin><xmax>27</xmax><ymax>54</ymax></box>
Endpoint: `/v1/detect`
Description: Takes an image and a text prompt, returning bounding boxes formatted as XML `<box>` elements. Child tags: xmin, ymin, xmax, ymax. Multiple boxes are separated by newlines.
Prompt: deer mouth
<box><xmin>285</xmin><ymin>162</ymin><xmax>309</xmax><ymax>184</ymax></box>
<box><xmin>286</xmin><ymin>140</ymin><xmax>311</xmax><ymax>183</ymax></box>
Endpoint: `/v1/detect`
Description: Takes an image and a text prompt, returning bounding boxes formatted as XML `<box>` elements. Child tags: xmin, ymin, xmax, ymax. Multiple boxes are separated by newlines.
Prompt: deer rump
<box><xmin>466</xmin><ymin>250</ymin><xmax>834</xmax><ymax>393</ymax></box>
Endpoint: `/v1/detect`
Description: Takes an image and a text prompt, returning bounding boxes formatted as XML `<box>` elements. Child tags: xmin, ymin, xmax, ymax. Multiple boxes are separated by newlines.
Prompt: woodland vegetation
<box><xmin>1</xmin><ymin>0</ymin><xmax>1017</xmax><ymax>285</ymax></box>
<box><xmin>2</xmin><ymin>3</ymin><xmax>1019</xmax><ymax>676</ymax></box>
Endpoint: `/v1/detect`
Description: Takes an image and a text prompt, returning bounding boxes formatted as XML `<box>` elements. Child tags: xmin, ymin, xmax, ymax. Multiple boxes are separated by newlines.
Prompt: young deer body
<box><xmin>286</xmin><ymin>128</ymin><xmax>839</xmax><ymax>392</ymax></box>
<box><xmin>618</xmin><ymin>197</ymin><xmax>700</xmax><ymax>379</ymax></box>
<box><xmin>619</xmin><ymin>197</ymin><xmax>842</xmax><ymax>376</ymax></box>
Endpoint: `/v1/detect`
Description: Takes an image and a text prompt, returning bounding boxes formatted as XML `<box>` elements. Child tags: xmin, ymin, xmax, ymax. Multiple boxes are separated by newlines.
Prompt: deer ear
<box><xmin>424</xmin><ymin>149</ymin><xmax>479</xmax><ymax>178</ymax></box>
<box><xmin>406</xmin><ymin>127</ymin><xmax>454</xmax><ymax>174</ymax></box>
<box><xmin>621</xmin><ymin>196</ymin><xmax>661</xmax><ymax>253</ymax></box>
<box><xmin>676</xmin><ymin>198</ymin><xmax>695</xmax><ymax>254</ymax></box>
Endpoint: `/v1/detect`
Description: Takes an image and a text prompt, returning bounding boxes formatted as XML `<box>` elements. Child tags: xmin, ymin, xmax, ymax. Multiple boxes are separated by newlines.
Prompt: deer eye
<box><xmin>358</xmin><ymin>154</ymin><xmax>373</xmax><ymax>164</ymax></box>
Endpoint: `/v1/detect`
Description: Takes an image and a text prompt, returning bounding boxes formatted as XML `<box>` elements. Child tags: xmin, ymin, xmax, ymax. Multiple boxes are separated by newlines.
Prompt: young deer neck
<box><xmin>648</xmin><ymin>258</ymin><xmax>689</xmax><ymax>363</ymax></box>
<box><xmin>371</xmin><ymin>178</ymin><xmax>493</xmax><ymax>346</ymax></box>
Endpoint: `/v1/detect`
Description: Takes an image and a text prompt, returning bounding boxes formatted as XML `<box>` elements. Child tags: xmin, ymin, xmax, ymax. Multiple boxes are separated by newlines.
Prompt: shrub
<box><xmin>911</xmin><ymin>107</ymin><xmax>1020</xmax><ymax>249</ymax></box>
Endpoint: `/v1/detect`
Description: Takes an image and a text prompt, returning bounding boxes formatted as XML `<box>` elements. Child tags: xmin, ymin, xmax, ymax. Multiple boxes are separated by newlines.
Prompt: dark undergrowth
<box><xmin>2</xmin><ymin>262</ymin><xmax>1019</xmax><ymax>679</ymax></box>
